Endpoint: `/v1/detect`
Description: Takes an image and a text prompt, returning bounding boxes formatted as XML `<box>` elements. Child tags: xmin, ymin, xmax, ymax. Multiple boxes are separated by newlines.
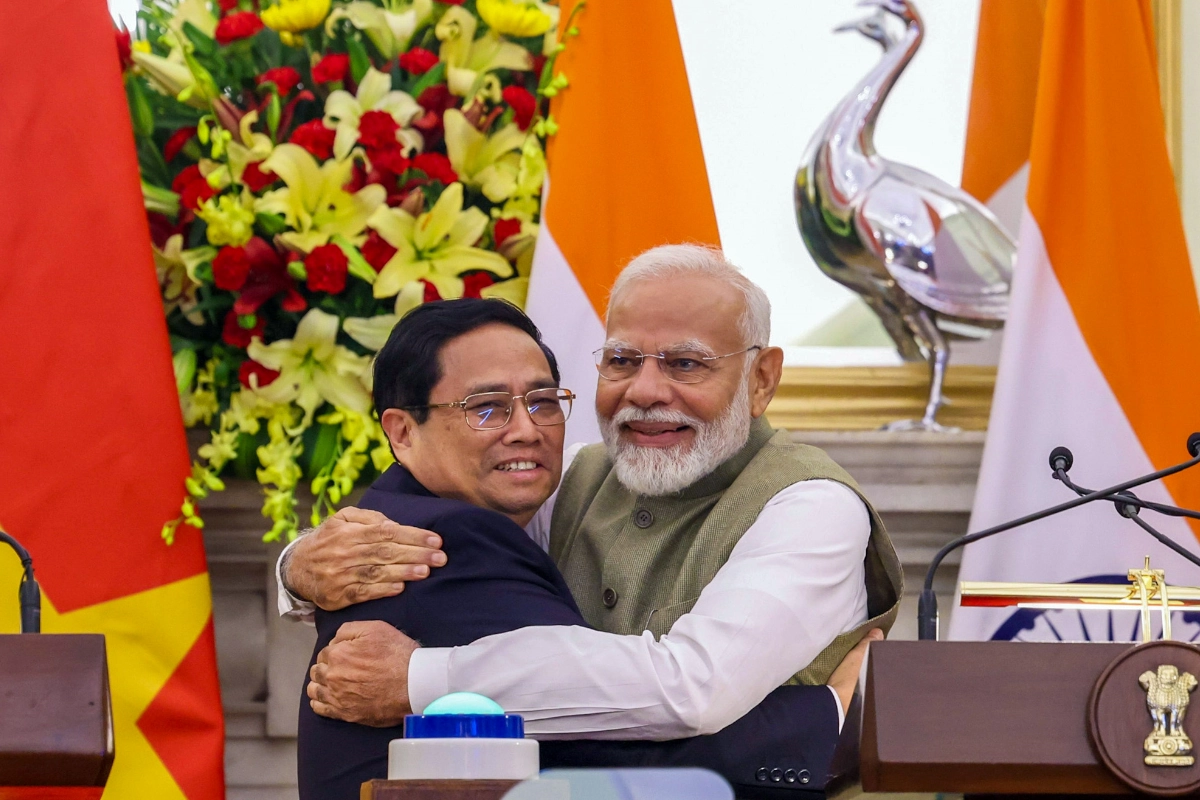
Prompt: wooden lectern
<box><xmin>858</xmin><ymin>640</ymin><xmax>1135</xmax><ymax>797</ymax></box>
<box><xmin>0</xmin><ymin>634</ymin><xmax>114</xmax><ymax>799</ymax></box>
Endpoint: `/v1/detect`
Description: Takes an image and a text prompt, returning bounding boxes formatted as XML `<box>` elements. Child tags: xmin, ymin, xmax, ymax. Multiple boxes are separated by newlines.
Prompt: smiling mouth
<box><xmin>496</xmin><ymin>460</ymin><xmax>540</xmax><ymax>472</ymax></box>
<box><xmin>624</xmin><ymin>424</ymin><xmax>691</xmax><ymax>437</ymax></box>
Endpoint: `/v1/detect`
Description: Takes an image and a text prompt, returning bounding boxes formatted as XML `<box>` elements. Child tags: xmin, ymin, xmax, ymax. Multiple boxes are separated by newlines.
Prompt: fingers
<box><xmin>333</xmin><ymin>507</ymin><xmax>391</xmax><ymax>525</ymax></box>
<box><xmin>330</xmin><ymin>619</ymin><xmax>390</xmax><ymax>645</ymax></box>
<box><xmin>354</xmin><ymin>542</ymin><xmax>446</xmax><ymax>569</ymax></box>
<box><xmin>361</xmin><ymin>521</ymin><xmax>443</xmax><ymax>550</ymax></box>
<box><xmin>343</xmin><ymin>582</ymin><xmax>409</xmax><ymax>605</ymax></box>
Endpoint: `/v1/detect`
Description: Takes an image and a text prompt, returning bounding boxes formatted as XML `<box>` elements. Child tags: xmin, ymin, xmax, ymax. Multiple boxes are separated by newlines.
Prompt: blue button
<box><xmin>404</xmin><ymin>713</ymin><xmax>525</xmax><ymax>739</ymax></box>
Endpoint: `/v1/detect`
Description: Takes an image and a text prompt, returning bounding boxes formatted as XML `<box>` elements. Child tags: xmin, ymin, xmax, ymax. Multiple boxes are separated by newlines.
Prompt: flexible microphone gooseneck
<box><xmin>0</xmin><ymin>530</ymin><xmax>41</xmax><ymax>633</ymax></box>
<box><xmin>917</xmin><ymin>433</ymin><xmax>1200</xmax><ymax>641</ymax></box>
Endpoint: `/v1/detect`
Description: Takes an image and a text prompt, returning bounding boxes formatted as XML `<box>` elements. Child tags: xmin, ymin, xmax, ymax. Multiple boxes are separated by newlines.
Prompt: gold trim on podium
<box><xmin>764</xmin><ymin>365</ymin><xmax>996</xmax><ymax>431</ymax></box>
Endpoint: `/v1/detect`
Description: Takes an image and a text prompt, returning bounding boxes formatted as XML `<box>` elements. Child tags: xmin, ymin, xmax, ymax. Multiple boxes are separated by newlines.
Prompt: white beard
<box><xmin>599</xmin><ymin>381</ymin><xmax>752</xmax><ymax>496</ymax></box>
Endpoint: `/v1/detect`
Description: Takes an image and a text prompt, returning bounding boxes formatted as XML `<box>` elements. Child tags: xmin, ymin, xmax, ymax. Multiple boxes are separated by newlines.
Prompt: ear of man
<box><xmin>748</xmin><ymin>346</ymin><xmax>784</xmax><ymax>418</ymax></box>
<box><xmin>380</xmin><ymin>407</ymin><xmax>419</xmax><ymax>460</ymax></box>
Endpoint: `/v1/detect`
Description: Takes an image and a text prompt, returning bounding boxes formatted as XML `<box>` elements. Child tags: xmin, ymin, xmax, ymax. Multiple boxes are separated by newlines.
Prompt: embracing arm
<box><xmin>410</xmin><ymin>480</ymin><xmax>871</xmax><ymax>739</ymax></box>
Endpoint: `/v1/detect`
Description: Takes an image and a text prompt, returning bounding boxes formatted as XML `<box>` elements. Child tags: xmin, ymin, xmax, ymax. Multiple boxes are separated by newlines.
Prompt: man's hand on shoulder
<box><xmin>308</xmin><ymin>620</ymin><xmax>419</xmax><ymax>726</ymax></box>
<box><xmin>285</xmin><ymin>507</ymin><xmax>447</xmax><ymax>611</ymax></box>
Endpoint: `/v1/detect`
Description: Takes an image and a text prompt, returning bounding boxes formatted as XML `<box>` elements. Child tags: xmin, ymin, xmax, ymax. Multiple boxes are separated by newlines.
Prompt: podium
<box><xmin>858</xmin><ymin>640</ymin><xmax>1138</xmax><ymax>797</ymax></box>
<box><xmin>0</xmin><ymin>634</ymin><xmax>114</xmax><ymax>797</ymax></box>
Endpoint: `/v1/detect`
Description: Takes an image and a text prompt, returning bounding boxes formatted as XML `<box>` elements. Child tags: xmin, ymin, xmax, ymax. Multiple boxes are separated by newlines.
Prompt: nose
<box><xmin>622</xmin><ymin>356</ymin><xmax>676</xmax><ymax>408</ymax></box>
<box><xmin>501</xmin><ymin>396</ymin><xmax>542</xmax><ymax>443</ymax></box>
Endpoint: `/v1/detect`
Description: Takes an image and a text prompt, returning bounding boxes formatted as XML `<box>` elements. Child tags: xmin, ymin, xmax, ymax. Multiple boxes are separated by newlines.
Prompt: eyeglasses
<box><xmin>403</xmin><ymin>388</ymin><xmax>576</xmax><ymax>430</ymax></box>
<box><xmin>592</xmin><ymin>346</ymin><xmax>763</xmax><ymax>384</ymax></box>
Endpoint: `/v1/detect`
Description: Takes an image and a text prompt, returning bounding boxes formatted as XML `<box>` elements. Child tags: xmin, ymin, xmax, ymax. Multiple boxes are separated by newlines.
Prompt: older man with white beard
<box><xmin>282</xmin><ymin>244</ymin><xmax>901</xmax><ymax>749</ymax></box>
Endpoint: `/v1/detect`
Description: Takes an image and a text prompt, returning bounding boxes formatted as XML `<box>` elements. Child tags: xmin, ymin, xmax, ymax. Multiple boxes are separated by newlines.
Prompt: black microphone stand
<box><xmin>917</xmin><ymin>433</ymin><xmax>1200</xmax><ymax>641</ymax></box>
<box><xmin>0</xmin><ymin>530</ymin><xmax>41</xmax><ymax>633</ymax></box>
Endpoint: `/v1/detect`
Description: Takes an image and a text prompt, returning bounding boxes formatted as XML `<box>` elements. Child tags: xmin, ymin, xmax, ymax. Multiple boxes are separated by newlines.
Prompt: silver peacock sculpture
<box><xmin>795</xmin><ymin>0</ymin><xmax>1015</xmax><ymax>431</ymax></box>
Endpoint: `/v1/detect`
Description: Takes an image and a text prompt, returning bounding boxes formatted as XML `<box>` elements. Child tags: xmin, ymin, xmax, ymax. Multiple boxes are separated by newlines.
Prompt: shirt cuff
<box><xmin>275</xmin><ymin>536</ymin><xmax>316</xmax><ymax>623</ymax></box>
<box><xmin>409</xmin><ymin>647</ymin><xmax>452</xmax><ymax>714</ymax></box>
<box><xmin>827</xmin><ymin>685</ymin><xmax>845</xmax><ymax>732</ymax></box>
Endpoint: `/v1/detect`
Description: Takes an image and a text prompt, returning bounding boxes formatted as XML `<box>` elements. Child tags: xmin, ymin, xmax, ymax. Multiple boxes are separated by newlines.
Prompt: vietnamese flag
<box><xmin>0</xmin><ymin>0</ymin><xmax>225</xmax><ymax>797</ymax></box>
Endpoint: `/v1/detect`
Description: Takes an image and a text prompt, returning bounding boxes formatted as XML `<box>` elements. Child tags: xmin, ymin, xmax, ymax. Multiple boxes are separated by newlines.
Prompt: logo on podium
<box><xmin>1141</xmin><ymin>664</ymin><xmax>1198</xmax><ymax>766</ymax></box>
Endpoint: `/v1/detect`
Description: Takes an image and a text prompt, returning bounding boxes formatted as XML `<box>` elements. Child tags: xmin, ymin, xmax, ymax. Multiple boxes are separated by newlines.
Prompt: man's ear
<box><xmin>748</xmin><ymin>346</ymin><xmax>784</xmax><ymax>418</ymax></box>
<box><xmin>380</xmin><ymin>408</ymin><xmax>418</xmax><ymax>462</ymax></box>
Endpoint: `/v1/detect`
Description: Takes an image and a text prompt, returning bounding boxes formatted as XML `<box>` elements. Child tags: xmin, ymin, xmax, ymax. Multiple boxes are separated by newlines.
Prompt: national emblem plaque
<box><xmin>1089</xmin><ymin>641</ymin><xmax>1200</xmax><ymax>796</ymax></box>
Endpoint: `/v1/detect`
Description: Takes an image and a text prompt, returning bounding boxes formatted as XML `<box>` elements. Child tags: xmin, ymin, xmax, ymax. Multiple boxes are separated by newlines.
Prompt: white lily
<box><xmin>247</xmin><ymin>308</ymin><xmax>373</xmax><ymax>425</ymax></box>
<box><xmin>443</xmin><ymin>109</ymin><xmax>526</xmax><ymax>203</ymax></box>
<box><xmin>323</xmin><ymin>68</ymin><xmax>422</xmax><ymax>161</ymax></box>
<box><xmin>343</xmin><ymin>279</ymin><xmax>424</xmax><ymax>351</ymax></box>
<box><xmin>254</xmin><ymin>143</ymin><xmax>387</xmax><ymax>252</ymax></box>
<box><xmin>436</xmin><ymin>6</ymin><xmax>531</xmax><ymax>98</ymax></box>
<box><xmin>367</xmin><ymin>182</ymin><xmax>513</xmax><ymax>299</ymax></box>
<box><xmin>131</xmin><ymin>47</ymin><xmax>210</xmax><ymax>109</ymax></box>
<box><xmin>324</xmin><ymin>0</ymin><xmax>432</xmax><ymax>59</ymax></box>
<box><xmin>155</xmin><ymin>234</ymin><xmax>212</xmax><ymax>325</ymax></box>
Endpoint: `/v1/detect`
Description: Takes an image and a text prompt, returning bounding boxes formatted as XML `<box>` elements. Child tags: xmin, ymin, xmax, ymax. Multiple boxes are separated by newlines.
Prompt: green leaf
<box><xmin>255</xmin><ymin>212</ymin><xmax>289</xmax><ymax>236</ymax></box>
<box><xmin>266</xmin><ymin>92</ymin><xmax>282</xmax><ymax>138</ymax></box>
<box><xmin>347</xmin><ymin>36</ymin><xmax>371</xmax><ymax>85</ymax></box>
<box><xmin>409</xmin><ymin>62</ymin><xmax>446</xmax><ymax>97</ymax></box>
<box><xmin>135</xmin><ymin>136</ymin><xmax>172</xmax><ymax>188</ymax></box>
<box><xmin>331</xmin><ymin>234</ymin><xmax>377</xmax><ymax>285</ymax></box>
<box><xmin>302</xmin><ymin>420</ymin><xmax>342</xmax><ymax>479</ymax></box>
<box><xmin>126</xmin><ymin>78</ymin><xmax>155</xmax><ymax>138</ymax></box>
<box><xmin>182</xmin><ymin>21</ymin><xmax>218</xmax><ymax>58</ymax></box>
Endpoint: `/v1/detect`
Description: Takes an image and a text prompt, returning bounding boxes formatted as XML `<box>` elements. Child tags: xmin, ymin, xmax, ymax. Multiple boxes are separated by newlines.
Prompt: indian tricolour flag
<box><xmin>950</xmin><ymin>0</ymin><xmax>1200</xmax><ymax>643</ymax></box>
<box><xmin>525</xmin><ymin>0</ymin><xmax>722</xmax><ymax>446</ymax></box>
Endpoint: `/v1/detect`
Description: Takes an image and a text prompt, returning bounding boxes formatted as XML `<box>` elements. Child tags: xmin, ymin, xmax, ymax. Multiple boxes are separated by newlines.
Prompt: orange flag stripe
<box><xmin>1026</xmin><ymin>0</ymin><xmax>1200</xmax><ymax>516</ymax></box>
<box><xmin>545</xmin><ymin>0</ymin><xmax>721</xmax><ymax>317</ymax></box>
<box><xmin>960</xmin><ymin>0</ymin><xmax>1044</xmax><ymax>202</ymax></box>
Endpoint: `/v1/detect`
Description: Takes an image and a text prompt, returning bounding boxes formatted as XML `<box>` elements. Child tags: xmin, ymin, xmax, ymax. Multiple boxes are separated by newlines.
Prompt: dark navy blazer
<box><xmin>297</xmin><ymin>465</ymin><xmax>839</xmax><ymax>800</ymax></box>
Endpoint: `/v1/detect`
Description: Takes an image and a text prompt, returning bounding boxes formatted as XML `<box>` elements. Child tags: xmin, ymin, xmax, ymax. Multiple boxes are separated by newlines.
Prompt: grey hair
<box><xmin>607</xmin><ymin>244</ymin><xmax>771</xmax><ymax>348</ymax></box>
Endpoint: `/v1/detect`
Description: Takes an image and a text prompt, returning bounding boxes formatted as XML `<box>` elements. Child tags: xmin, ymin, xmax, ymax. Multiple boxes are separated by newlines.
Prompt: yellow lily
<box><xmin>343</xmin><ymin>279</ymin><xmax>424</xmax><ymax>351</ymax></box>
<box><xmin>155</xmin><ymin>234</ymin><xmax>212</xmax><ymax>324</ymax></box>
<box><xmin>247</xmin><ymin>308</ymin><xmax>373</xmax><ymax>425</ymax></box>
<box><xmin>197</xmin><ymin>190</ymin><xmax>257</xmax><ymax>246</ymax></box>
<box><xmin>262</xmin><ymin>0</ymin><xmax>331</xmax><ymax>46</ymax></box>
<box><xmin>443</xmin><ymin>109</ymin><xmax>527</xmax><ymax>203</ymax></box>
<box><xmin>324</xmin><ymin>0</ymin><xmax>432</xmax><ymax>59</ymax></box>
<box><xmin>497</xmin><ymin>135</ymin><xmax>546</xmax><ymax>220</ymax></box>
<box><xmin>476</xmin><ymin>0</ymin><xmax>554</xmax><ymax>38</ymax></box>
<box><xmin>324</xmin><ymin>68</ymin><xmax>422</xmax><ymax>161</ymax></box>
<box><xmin>254</xmin><ymin>143</ymin><xmax>387</xmax><ymax>252</ymax></box>
<box><xmin>202</xmin><ymin>110</ymin><xmax>274</xmax><ymax>189</ymax></box>
<box><xmin>436</xmin><ymin>6</ymin><xmax>531</xmax><ymax>98</ymax></box>
<box><xmin>367</xmin><ymin>182</ymin><xmax>513</xmax><ymax>299</ymax></box>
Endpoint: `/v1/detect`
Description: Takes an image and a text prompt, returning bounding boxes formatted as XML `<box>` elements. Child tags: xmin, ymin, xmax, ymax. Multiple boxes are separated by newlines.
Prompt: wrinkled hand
<box><xmin>827</xmin><ymin>628</ymin><xmax>884</xmax><ymax>714</ymax></box>
<box><xmin>285</xmin><ymin>507</ymin><xmax>446</xmax><ymax>611</ymax></box>
<box><xmin>308</xmin><ymin>620</ymin><xmax>419</xmax><ymax>726</ymax></box>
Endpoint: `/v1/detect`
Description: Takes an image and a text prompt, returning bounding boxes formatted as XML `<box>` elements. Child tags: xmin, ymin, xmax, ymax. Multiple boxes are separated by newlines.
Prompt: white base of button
<box><xmin>388</xmin><ymin>738</ymin><xmax>540</xmax><ymax>780</ymax></box>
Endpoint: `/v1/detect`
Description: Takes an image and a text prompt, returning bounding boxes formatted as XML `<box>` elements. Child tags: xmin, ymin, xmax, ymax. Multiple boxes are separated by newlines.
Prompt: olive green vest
<box><xmin>549</xmin><ymin>416</ymin><xmax>902</xmax><ymax>685</ymax></box>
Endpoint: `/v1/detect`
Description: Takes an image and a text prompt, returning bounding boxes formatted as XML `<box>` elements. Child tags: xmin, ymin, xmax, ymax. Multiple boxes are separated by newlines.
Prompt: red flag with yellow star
<box><xmin>0</xmin><ymin>0</ymin><xmax>225</xmax><ymax>797</ymax></box>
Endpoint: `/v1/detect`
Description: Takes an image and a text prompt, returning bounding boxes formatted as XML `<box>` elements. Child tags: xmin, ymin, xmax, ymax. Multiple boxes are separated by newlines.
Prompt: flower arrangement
<box><xmin>120</xmin><ymin>0</ymin><xmax>579</xmax><ymax>542</ymax></box>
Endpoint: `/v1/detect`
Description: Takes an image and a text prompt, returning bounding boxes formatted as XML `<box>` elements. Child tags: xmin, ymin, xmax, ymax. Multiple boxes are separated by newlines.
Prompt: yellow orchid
<box><xmin>343</xmin><ymin>279</ymin><xmax>424</xmax><ymax>351</ymax></box>
<box><xmin>367</xmin><ymin>182</ymin><xmax>514</xmax><ymax>299</ymax></box>
<box><xmin>324</xmin><ymin>67</ymin><xmax>422</xmax><ymax>161</ymax></box>
<box><xmin>476</xmin><ymin>0</ymin><xmax>554</xmax><ymax>38</ymax></box>
<box><xmin>324</xmin><ymin>0</ymin><xmax>432</xmax><ymax>59</ymax></box>
<box><xmin>247</xmin><ymin>308</ymin><xmax>373</xmax><ymax>426</ymax></box>
<box><xmin>254</xmin><ymin>143</ymin><xmax>387</xmax><ymax>252</ymax></box>
<box><xmin>196</xmin><ymin>191</ymin><xmax>257</xmax><ymax>246</ymax></box>
<box><xmin>262</xmin><ymin>0</ymin><xmax>331</xmax><ymax>46</ymax></box>
<box><xmin>443</xmin><ymin>108</ymin><xmax>526</xmax><ymax>202</ymax></box>
<box><xmin>155</xmin><ymin>234</ymin><xmax>212</xmax><ymax>324</ymax></box>
<box><xmin>436</xmin><ymin>6</ymin><xmax>532</xmax><ymax>98</ymax></box>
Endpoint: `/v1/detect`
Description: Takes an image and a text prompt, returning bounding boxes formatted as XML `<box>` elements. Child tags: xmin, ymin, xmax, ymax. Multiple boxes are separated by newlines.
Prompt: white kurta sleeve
<box><xmin>407</xmin><ymin>479</ymin><xmax>870</xmax><ymax>739</ymax></box>
<box><xmin>276</xmin><ymin>534</ymin><xmax>317</xmax><ymax>623</ymax></box>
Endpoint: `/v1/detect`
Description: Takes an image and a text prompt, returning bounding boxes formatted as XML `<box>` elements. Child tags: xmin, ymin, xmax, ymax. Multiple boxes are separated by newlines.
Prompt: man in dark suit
<box><xmin>298</xmin><ymin>299</ymin><xmax>870</xmax><ymax>799</ymax></box>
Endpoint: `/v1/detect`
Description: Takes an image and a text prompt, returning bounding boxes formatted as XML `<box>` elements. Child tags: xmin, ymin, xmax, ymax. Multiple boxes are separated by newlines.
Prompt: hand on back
<box><xmin>285</xmin><ymin>507</ymin><xmax>447</xmax><ymax>611</ymax></box>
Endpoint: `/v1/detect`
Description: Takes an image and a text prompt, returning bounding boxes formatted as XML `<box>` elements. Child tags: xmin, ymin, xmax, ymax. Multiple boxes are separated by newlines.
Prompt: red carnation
<box><xmin>164</xmin><ymin>126</ymin><xmax>198</xmax><ymax>162</ymax></box>
<box><xmin>173</xmin><ymin>166</ymin><xmax>216</xmax><ymax>211</ymax></box>
<box><xmin>417</xmin><ymin>84</ymin><xmax>456</xmax><ymax>114</ymax></box>
<box><xmin>214</xmin><ymin>11</ymin><xmax>263</xmax><ymax>44</ymax></box>
<box><xmin>370</xmin><ymin>148</ymin><xmax>410</xmax><ymax>177</ymax></box>
<box><xmin>222</xmin><ymin>310</ymin><xmax>266</xmax><ymax>348</ymax></box>
<box><xmin>357</xmin><ymin>110</ymin><xmax>400</xmax><ymax>151</ymax></box>
<box><xmin>241</xmin><ymin>161</ymin><xmax>277</xmax><ymax>192</ymax></box>
<box><xmin>213</xmin><ymin>246</ymin><xmax>252</xmax><ymax>290</ymax></box>
<box><xmin>421</xmin><ymin>280</ymin><xmax>441</xmax><ymax>302</ymax></box>
<box><xmin>398</xmin><ymin>47</ymin><xmax>439</xmax><ymax>76</ymax></box>
<box><xmin>171</xmin><ymin>165</ymin><xmax>203</xmax><ymax>194</ymax></box>
<box><xmin>257</xmin><ymin>66</ymin><xmax>301</xmax><ymax>96</ymax></box>
<box><xmin>289</xmin><ymin>119</ymin><xmax>337</xmax><ymax>160</ymax></box>
<box><xmin>502</xmin><ymin>85</ymin><xmax>537</xmax><ymax>131</ymax></box>
<box><xmin>412</xmin><ymin>152</ymin><xmax>458</xmax><ymax>185</ymax></box>
<box><xmin>233</xmin><ymin>238</ymin><xmax>307</xmax><ymax>315</ymax></box>
<box><xmin>116</xmin><ymin>28</ymin><xmax>133</xmax><ymax>72</ymax></box>
<box><xmin>305</xmin><ymin>244</ymin><xmax>349</xmax><ymax>294</ymax></box>
<box><xmin>312</xmin><ymin>53</ymin><xmax>351</xmax><ymax>84</ymax></box>
<box><xmin>493</xmin><ymin>218</ymin><xmax>523</xmax><ymax>249</ymax></box>
<box><xmin>361</xmin><ymin>230</ymin><xmax>398</xmax><ymax>272</ymax></box>
<box><xmin>239</xmin><ymin>359</ymin><xmax>281</xmax><ymax>389</ymax></box>
<box><xmin>218</xmin><ymin>0</ymin><xmax>239</xmax><ymax>10</ymax></box>
<box><xmin>462</xmin><ymin>272</ymin><xmax>496</xmax><ymax>298</ymax></box>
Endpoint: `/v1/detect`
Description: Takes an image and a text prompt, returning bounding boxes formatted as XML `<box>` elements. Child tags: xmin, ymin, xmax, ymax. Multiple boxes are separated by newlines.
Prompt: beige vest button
<box><xmin>634</xmin><ymin>509</ymin><xmax>654</xmax><ymax>528</ymax></box>
<box><xmin>602</xmin><ymin>587</ymin><xmax>618</xmax><ymax>608</ymax></box>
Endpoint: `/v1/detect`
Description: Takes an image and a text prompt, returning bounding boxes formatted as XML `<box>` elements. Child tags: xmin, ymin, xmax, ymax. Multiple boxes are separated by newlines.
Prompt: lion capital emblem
<box><xmin>1140</xmin><ymin>663</ymin><xmax>1199</xmax><ymax>766</ymax></box>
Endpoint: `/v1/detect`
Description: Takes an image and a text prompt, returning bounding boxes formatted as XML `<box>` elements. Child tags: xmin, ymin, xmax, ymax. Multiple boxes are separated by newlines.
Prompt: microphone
<box><xmin>0</xmin><ymin>530</ymin><xmax>40</xmax><ymax>633</ymax></box>
<box><xmin>918</xmin><ymin>433</ymin><xmax>1200</xmax><ymax>641</ymax></box>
